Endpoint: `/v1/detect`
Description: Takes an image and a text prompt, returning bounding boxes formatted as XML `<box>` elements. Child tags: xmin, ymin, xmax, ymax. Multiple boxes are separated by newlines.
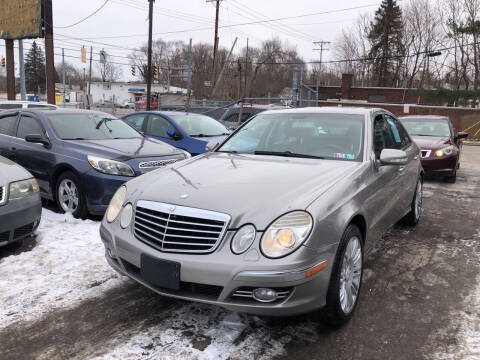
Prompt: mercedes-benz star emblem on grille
<box><xmin>139</xmin><ymin>159</ymin><xmax>178</xmax><ymax>169</ymax></box>
<box><xmin>169</xmin><ymin>207</ymin><xmax>176</xmax><ymax>212</ymax></box>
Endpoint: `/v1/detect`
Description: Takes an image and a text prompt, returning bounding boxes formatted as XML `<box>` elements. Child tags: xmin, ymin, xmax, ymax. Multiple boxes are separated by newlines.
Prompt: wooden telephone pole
<box><xmin>146</xmin><ymin>0</ymin><xmax>155</xmax><ymax>110</ymax></box>
<box><xmin>207</xmin><ymin>0</ymin><xmax>221</xmax><ymax>89</ymax></box>
<box><xmin>44</xmin><ymin>0</ymin><xmax>56</xmax><ymax>104</ymax></box>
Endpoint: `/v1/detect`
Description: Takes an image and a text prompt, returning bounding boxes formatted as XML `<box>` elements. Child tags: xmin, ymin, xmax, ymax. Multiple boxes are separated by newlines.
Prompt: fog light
<box><xmin>252</xmin><ymin>288</ymin><xmax>278</xmax><ymax>303</ymax></box>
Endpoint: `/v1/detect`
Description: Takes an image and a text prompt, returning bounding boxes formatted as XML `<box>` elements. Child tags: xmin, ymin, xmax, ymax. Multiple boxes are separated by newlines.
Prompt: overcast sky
<box><xmin>2</xmin><ymin>0</ymin><xmax>384</xmax><ymax>81</ymax></box>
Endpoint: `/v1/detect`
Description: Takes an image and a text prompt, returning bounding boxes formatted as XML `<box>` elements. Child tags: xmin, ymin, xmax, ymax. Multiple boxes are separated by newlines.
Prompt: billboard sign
<box><xmin>0</xmin><ymin>0</ymin><xmax>43</xmax><ymax>40</ymax></box>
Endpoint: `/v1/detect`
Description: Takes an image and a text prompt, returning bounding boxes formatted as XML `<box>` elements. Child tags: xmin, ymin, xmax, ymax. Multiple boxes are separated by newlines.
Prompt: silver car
<box><xmin>100</xmin><ymin>107</ymin><xmax>423</xmax><ymax>326</ymax></box>
<box><xmin>0</xmin><ymin>155</ymin><xmax>42</xmax><ymax>247</ymax></box>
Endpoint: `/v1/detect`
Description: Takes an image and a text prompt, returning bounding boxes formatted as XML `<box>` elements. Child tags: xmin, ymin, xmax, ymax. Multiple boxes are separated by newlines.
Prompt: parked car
<box><xmin>0</xmin><ymin>155</ymin><xmax>42</xmax><ymax>247</ymax></box>
<box><xmin>101</xmin><ymin>107</ymin><xmax>423</xmax><ymax>326</ymax></box>
<box><xmin>399</xmin><ymin>115</ymin><xmax>468</xmax><ymax>183</ymax></box>
<box><xmin>122</xmin><ymin>111</ymin><xmax>231</xmax><ymax>155</ymax></box>
<box><xmin>121</xmin><ymin>100</ymin><xmax>136</xmax><ymax>109</ymax></box>
<box><xmin>0</xmin><ymin>101</ymin><xmax>58</xmax><ymax>111</ymax></box>
<box><xmin>0</xmin><ymin>109</ymin><xmax>189</xmax><ymax>218</ymax></box>
<box><xmin>219</xmin><ymin>104</ymin><xmax>289</xmax><ymax>130</ymax></box>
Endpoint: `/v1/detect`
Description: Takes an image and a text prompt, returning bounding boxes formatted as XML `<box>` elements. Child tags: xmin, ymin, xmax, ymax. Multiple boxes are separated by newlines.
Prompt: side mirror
<box><xmin>166</xmin><ymin>128</ymin><xmax>181</xmax><ymax>140</ymax></box>
<box><xmin>379</xmin><ymin>149</ymin><xmax>408</xmax><ymax>166</ymax></box>
<box><xmin>455</xmin><ymin>131</ymin><xmax>468</xmax><ymax>140</ymax></box>
<box><xmin>25</xmin><ymin>134</ymin><xmax>50</xmax><ymax>147</ymax></box>
<box><xmin>205</xmin><ymin>141</ymin><xmax>220</xmax><ymax>152</ymax></box>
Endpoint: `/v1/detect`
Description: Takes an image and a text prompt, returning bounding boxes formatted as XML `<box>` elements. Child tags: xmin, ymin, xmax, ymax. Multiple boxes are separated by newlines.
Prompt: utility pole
<box><xmin>244</xmin><ymin>38</ymin><xmax>248</xmax><ymax>98</ymax></box>
<box><xmin>44</xmin><ymin>0</ymin><xmax>56</xmax><ymax>104</ymax></box>
<box><xmin>211</xmin><ymin>37</ymin><xmax>237</xmax><ymax>99</ymax></box>
<box><xmin>207</xmin><ymin>0</ymin><xmax>221</xmax><ymax>88</ymax></box>
<box><xmin>62</xmin><ymin>48</ymin><xmax>66</xmax><ymax>103</ymax></box>
<box><xmin>313</xmin><ymin>41</ymin><xmax>330</xmax><ymax>85</ymax></box>
<box><xmin>87</xmin><ymin>46</ymin><xmax>93</xmax><ymax>109</ymax></box>
<box><xmin>5</xmin><ymin>40</ymin><xmax>15</xmax><ymax>100</ymax></box>
<box><xmin>147</xmin><ymin>0</ymin><xmax>155</xmax><ymax>111</ymax></box>
<box><xmin>236</xmin><ymin>57</ymin><xmax>243</xmax><ymax>127</ymax></box>
<box><xmin>19</xmin><ymin>40</ymin><xmax>26</xmax><ymax>101</ymax></box>
<box><xmin>185</xmin><ymin>38</ymin><xmax>193</xmax><ymax>113</ymax></box>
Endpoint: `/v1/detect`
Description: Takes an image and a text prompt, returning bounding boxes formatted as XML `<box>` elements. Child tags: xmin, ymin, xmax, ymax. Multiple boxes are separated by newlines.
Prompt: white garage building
<box><xmin>88</xmin><ymin>82</ymin><xmax>187</xmax><ymax>105</ymax></box>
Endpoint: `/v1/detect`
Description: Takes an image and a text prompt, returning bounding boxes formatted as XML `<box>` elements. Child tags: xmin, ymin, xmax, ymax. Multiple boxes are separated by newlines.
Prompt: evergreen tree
<box><xmin>25</xmin><ymin>41</ymin><xmax>46</xmax><ymax>95</ymax></box>
<box><xmin>368</xmin><ymin>0</ymin><xmax>405</xmax><ymax>87</ymax></box>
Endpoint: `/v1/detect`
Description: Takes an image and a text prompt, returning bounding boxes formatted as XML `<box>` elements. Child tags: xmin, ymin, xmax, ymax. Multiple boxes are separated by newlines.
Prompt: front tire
<box><xmin>321</xmin><ymin>224</ymin><xmax>363</xmax><ymax>328</ymax></box>
<box><xmin>444</xmin><ymin>170</ymin><xmax>457</xmax><ymax>183</ymax></box>
<box><xmin>56</xmin><ymin>171</ymin><xmax>88</xmax><ymax>219</ymax></box>
<box><xmin>402</xmin><ymin>178</ymin><xmax>422</xmax><ymax>226</ymax></box>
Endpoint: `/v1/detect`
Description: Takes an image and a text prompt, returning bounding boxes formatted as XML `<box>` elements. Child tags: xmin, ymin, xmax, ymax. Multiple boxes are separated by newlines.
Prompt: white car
<box><xmin>0</xmin><ymin>101</ymin><xmax>58</xmax><ymax>111</ymax></box>
<box><xmin>121</xmin><ymin>100</ymin><xmax>136</xmax><ymax>109</ymax></box>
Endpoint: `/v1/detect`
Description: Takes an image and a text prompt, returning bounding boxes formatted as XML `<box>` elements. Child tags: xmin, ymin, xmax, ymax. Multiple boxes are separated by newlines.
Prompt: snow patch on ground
<box><xmin>91</xmin><ymin>304</ymin><xmax>305</xmax><ymax>360</ymax></box>
<box><xmin>0</xmin><ymin>210</ymin><xmax>124</xmax><ymax>328</ymax></box>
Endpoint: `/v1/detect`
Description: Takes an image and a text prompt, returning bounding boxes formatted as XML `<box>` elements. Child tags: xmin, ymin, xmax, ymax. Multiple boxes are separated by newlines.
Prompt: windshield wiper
<box><xmin>63</xmin><ymin>137</ymin><xmax>86</xmax><ymax>140</ymax></box>
<box><xmin>413</xmin><ymin>134</ymin><xmax>437</xmax><ymax>137</ymax></box>
<box><xmin>217</xmin><ymin>150</ymin><xmax>238</xmax><ymax>154</ymax></box>
<box><xmin>254</xmin><ymin>151</ymin><xmax>325</xmax><ymax>159</ymax></box>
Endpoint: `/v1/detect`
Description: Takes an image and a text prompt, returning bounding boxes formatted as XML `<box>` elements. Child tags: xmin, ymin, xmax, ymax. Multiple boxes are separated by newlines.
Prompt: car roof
<box><xmin>399</xmin><ymin>115</ymin><xmax>450</xmax><ymax>121</ymax></box>
<box><xmin>20</xmin><ymin>109</ymin><xmax>116</xmax><ymax>116</ymax></box>
<box><xmin>261</xmin><ymin>106</ymin><xmax>380</xmax><ymax>116</ymax></box>
<box><xmin>146</xmin><ymin>111</ymin><xmax>215</xmax><ymax>117</ymax></box>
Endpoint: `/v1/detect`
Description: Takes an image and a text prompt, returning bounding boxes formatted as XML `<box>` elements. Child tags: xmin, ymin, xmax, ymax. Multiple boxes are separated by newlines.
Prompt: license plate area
<box><xmin>140</xmin><ymin>254</ymin><xmax>181</xmax><ymax>290</ymax></box>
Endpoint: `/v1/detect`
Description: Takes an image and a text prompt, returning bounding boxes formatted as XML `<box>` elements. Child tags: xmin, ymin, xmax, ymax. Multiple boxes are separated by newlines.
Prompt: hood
<box><xmin>411</xmin><ymin>135</ymin><xmax>451</xmax><ymax>149</ymax></box>
<box><xmin>129</xmin><ymin>153</ymin><xmax>360</xmax><ymax>229</ymax></box>
<box><xmin>0</xmin><ymin>156</ymin><xmax>33</xmax><ymax>187</ymax></box>
<box><xmin>64</xmin><ymin>137</ymin><xmax>184</xmax><ymax>160</ymax></box>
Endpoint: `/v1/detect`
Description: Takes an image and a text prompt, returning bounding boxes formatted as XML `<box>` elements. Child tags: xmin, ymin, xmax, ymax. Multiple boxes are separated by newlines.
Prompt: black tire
<box><xmin>321</xmin><ymin>224</ymin><xmax>363</xmax><ymax>328</ymax></box>
<box><xmin>55</xmin><ymin>171</ymin><xmax>88</xmax><ymax>219</ymax></box>
<box><xmin>402</xmin><ymin>178</ymin><xmax>422</xmax><ymax>226</ymax></box>
<box><xmin>444</xmin><ymin>170</ymin><xmax>457</xmax><ymax>184</ymax></box>
<box><xmin>4</xmin><ymin>238</ymin><xmax>24</xmax><ymax>251</ymax></box>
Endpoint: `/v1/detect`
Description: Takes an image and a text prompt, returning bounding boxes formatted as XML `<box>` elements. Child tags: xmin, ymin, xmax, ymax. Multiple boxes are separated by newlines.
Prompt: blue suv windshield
<box><xmin>48</xmin><ymin>113</ymin><xmax>142</xmax><ymax>140</ymax></box>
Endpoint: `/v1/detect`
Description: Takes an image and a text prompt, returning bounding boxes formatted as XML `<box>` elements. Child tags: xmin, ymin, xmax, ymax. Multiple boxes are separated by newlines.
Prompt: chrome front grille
<box><xmin>420</xmin><ymin>150</ymin><xmax>431</xmax><ymax>158</ymax></box>
<box><xmin>0</xmin><ymin>186</ymin><xmax>5</xmax><ymax>205</ymax></box>
<box><xmin>134</xmin><ymin>200</ymin><xmax>230</xmax><ymax>254</ymax></box>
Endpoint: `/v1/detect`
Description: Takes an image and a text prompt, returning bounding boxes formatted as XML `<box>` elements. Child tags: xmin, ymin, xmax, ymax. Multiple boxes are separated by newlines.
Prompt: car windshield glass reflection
<box><xmin>218</xmin><ymin>113</ymin><xmax>364</xmax><ymax>161</ymax></box>
<box><xmin>401</xmin><ymin>119</ymin><xmax>451</xmax><ymax>137</ymax></box>
<box><xmin>48</xmin><ymin>113</ymin><xmax>142</xmax><ymax>140</ymax></box>
<box><xmin>170</xmin><ymin>114</ymin><xmax>230</xmax><ymax>137</ymax></box>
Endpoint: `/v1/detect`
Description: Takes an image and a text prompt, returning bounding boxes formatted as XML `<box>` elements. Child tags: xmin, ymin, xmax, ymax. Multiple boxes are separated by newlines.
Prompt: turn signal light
<box><xmin>305</xmin><ymin>261</ymin><xmax>329</xmax><ymax>278</ymax></box>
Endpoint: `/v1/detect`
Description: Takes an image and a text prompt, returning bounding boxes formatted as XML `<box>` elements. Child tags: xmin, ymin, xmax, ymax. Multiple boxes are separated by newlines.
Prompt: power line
<box><xmin>55</xmin><ymin>0</ymin><xmax>111</xmax><ymax>29</ymax></box>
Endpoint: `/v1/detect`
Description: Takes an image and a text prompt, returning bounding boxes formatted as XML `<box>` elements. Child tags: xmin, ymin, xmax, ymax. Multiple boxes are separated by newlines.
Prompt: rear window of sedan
<box><xmin>400</xmin><ymin>118</ymin><xmax>452</xmax><ymax>137</ymax></box>
<box><xmin>47</xmin><ymin>113</ymin><xmax>142</xmax><ymax>140</ymax></box>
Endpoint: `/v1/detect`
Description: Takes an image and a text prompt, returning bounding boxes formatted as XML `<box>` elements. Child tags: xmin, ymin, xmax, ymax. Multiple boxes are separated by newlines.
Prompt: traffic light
<box><xmin>1</xmin><ymin>57</ymin><xmax>5</xmax><ymax>67</ymax></box>
<box><xmin>131</xmin><ymin>65</ymin><xmax>136</xmax><ymax>76</ymax></box>
<box><xmin>153</xmin><ymin>63</ymin><xmax>159</xmax><ymax>76</ymax></box>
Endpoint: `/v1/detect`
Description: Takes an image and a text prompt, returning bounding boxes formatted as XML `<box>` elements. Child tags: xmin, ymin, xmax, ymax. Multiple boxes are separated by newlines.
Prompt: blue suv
<box><xmin>122</xmin><ymin>111</ymin><xmax>230</xmax><ymax>155</ymax></box>
<box><xmin>0</xmin><ymin>109</ymin><xmax>189</xmax><ymax>218</ymax></box>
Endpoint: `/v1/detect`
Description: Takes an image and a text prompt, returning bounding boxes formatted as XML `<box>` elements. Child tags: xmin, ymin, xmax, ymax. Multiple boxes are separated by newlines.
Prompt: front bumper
<box><xmin>100</xmin><ymin>222</ymin><xmax>333</xmax><ymax>316</ymax></box>
<box><xmin>420</xmin><ymin>154</ymin><xmax>458</xmax><ymax>176</ymax></box>
<box><xmin>0</xmin><ymin>194</ymin><xmax>42</xmax><ymax>246</ymax></box>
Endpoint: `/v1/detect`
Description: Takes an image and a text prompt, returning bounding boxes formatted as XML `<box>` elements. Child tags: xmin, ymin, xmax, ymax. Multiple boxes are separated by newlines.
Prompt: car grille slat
<box><xmin>134</xmin><ymin>201</ymin><xmax>230</xmax><ymax>254</ymax></box>
<box><xmin>0</xmin><ymin>186</ymin><xmax>5</xmax><ymax>205</ymax></box>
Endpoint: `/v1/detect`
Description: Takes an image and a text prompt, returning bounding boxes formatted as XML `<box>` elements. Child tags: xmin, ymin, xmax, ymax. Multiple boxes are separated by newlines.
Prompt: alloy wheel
<box><xmin>414</xmin><ymin>181</ymin><xmax>422</xmax><ymax>220</ymax></box>
<box><xmin>339</xmin><ymin>236</ymin><xmax>362</xmax><ymax>314</ymax></box>
<box><xmin>58</xmin><ymin>179</ymin><xmax>79</xmax><ymax>213</ymax></box>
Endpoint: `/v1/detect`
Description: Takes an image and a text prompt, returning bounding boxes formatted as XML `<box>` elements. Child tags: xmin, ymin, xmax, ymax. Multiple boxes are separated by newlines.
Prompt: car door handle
<box><xmin>9</xmin><ymin>146</ymin><xmax>16</xmax><ymax>151</ymax></box>
<box><xmin>399</xmin><ymin>166</ymin><xmax>405</xmax><ymax>172</ymax></box>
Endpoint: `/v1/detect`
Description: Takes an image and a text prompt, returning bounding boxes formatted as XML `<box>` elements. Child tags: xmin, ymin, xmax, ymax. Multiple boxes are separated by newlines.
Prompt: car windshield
<box><xmin>170</xmin><ymin>114</ymin><xmax>230</xmax><ymax>137</ymax></box>
<box><xmin>400</xmin><ymin>118</ymin><xmax>452</xmax><ymax>137</ymax></box>
<box><xmin>47</xmin><ymin>113</ymin><xmax>142</xmax><ymax>140</ymax></box>
<box><xmin>217</xmin><ymin>113</ymin><xmax>364</xmax><ymax>161</ymax></box>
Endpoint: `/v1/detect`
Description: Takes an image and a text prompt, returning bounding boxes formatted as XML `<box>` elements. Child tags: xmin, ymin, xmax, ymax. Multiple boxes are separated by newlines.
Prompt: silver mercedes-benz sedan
<box><xmin>100</xmin><ymin>107</ymin><xmax>423</xmax><ymax>327</ymax></box>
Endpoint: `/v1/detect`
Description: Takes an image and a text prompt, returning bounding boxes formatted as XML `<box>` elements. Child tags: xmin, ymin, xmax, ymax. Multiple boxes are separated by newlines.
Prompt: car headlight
<box><xmin>231</xmin><ymin>224</ymin><xmax>256</xmax><ymax>254</ymax></box>
<box><xmin>120</xmin><ymin>203</ymin><xmax>133</xmax><ymax>229</ymax></box>
<box><xmin>9</xmin><ymin>178</ymin><xmax>40</xmax><ymax>200</ymax></box>
<box><xmin>435</xmin><ymin>146</ymin><xmax>454</xmax><ymax>157</ymax></box>
<box><xmin>261</xmin><ymin>211</ymin><xmax>313</xmax><ymax>258</ymax></box>
<box><xmin>88</xmin><ymin>155</ymin><xmax>135</xmax><ymax>177</ymax></box>
<box><xmin>106</xmin><ymin>186</ymin><xmax>127</xmax><ymax>223</ymax></box>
